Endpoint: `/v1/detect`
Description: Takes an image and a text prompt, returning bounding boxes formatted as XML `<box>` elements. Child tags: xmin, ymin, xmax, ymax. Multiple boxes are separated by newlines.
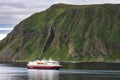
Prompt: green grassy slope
<box><xmin>0</xmin><ymin>3</ymin><xmax>120</xmax><ymax>62</ymax></box>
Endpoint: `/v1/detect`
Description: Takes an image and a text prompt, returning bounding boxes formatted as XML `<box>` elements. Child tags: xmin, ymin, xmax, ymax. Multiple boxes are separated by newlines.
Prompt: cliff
<box><xmin>0</xmin><ymin>4</ymin><xmax>120</xmax><ymax>62</ymax></box>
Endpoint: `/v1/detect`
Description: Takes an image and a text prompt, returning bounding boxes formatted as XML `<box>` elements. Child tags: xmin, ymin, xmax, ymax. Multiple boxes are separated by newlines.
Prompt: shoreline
<box><xmin>0</xmin><ymin>60</ymin><xmax>120</xmax><ymax>64</ymax></box>
<box><xmin>60</xmin><ymin>61</ymin><xmax>120</xmax><ymax>64</ymax></box>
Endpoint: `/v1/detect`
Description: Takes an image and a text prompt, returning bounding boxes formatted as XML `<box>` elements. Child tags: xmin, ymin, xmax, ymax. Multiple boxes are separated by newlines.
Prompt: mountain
<box><xmin>0</xmin><ymin>3</ymin><xmax>120</xmax><ymax>62</ymax></box>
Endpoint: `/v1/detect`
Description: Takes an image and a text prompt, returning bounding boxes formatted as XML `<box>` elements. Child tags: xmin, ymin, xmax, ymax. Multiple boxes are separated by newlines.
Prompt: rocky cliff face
<box><xmin>0</xmin><ymin>4</ymin><xmax>120</xmax><ymax>62</ymax></box>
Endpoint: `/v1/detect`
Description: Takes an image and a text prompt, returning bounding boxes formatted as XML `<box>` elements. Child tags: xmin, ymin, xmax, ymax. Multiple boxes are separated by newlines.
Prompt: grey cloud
<box><xmin>0</xmin><ymin>14</ymin><xmax>21</xmax><ymax>24</ymax></box>
<box><xmin>0</xmin><ymin>30</ymin><xmax>12</xmax><ymax>34</ymax></box>
<box><xmin>0</xmin><ymin>24</ymin><xmax>14</xmax><ymax>28</ymax></box>
<box><xmin>0</xmin><ymin>3</ymin><xmax>26</xmax><ymax>8</ymax></box>
<box><xmin>0</xmin><ymin>0</ymin><xmax>49</xmax><ymax>26</ymax></box>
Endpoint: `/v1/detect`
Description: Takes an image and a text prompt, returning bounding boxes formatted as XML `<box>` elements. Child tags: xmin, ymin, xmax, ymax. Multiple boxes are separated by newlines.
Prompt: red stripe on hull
<box><xmin>27</xmin><ymin>66</ymin><xmax>61</xmax><ymax>70</ymax></box>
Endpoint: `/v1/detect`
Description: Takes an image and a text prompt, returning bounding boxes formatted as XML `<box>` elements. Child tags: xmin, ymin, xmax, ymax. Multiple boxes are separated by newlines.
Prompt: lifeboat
<box><xmin>27</xmin><ymin>59</ymin><xmax>61</xmax><ymax>70</ymax></box>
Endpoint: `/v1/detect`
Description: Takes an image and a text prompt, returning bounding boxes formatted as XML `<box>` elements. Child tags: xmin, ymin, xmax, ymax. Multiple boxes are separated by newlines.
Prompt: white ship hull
<box><xmin>27</xmin><ymin>65</ymin><xmax>61</xmax><ymax>69</ymax></box>
<box><xmin>27</xmin><ymin>59</ymin><xmax>61</xmax><ymax>70</ymax></box>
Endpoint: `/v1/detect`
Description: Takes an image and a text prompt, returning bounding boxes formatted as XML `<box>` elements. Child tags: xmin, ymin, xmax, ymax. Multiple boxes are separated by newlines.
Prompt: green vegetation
<box><xmin>0</xmin><ymin>3</ymin><xmax>120</xmax><ymax>62</ymax></box>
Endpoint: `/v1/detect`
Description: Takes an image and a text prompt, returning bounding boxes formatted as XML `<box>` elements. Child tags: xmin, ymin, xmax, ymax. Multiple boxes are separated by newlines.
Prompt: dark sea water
<box><xmin>0</xmin><ymin>62</ymin><xmax>120</xmax><ymax>80</ymax></box>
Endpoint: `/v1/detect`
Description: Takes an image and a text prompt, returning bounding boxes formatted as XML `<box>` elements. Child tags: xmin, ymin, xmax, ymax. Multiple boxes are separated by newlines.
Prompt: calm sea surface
<box><xmin>0</xmin><ymin>62</ymin><xmax>120</xmax><ymax>80</ymax></box>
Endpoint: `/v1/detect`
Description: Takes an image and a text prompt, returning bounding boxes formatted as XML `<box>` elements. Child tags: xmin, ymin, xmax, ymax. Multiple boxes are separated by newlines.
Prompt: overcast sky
<box><xmin>0</xmin><ymin>0</ymin><xmax>120</xmax><ymax>40</ymax></box>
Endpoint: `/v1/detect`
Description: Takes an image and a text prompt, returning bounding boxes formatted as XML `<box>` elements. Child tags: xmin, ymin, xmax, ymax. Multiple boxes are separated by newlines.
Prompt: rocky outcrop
<box><xmin>0</xmin><ymin>4</ymin><xmax>120</xmax><ymax>62</ymax></box>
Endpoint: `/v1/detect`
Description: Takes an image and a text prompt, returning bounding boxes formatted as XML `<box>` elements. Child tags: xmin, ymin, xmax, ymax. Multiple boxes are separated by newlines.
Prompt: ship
<box><xmin>27</xmin><ymin>59</ymin><xmax>61</xmax><ymax>69</ymax></box>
